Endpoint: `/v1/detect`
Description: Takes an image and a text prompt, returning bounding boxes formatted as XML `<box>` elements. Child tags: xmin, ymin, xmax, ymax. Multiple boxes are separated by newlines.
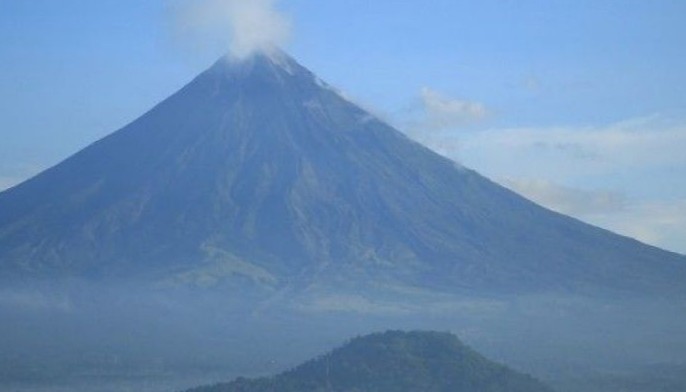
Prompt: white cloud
<box><xmin>176</xmin><ymin>0</ymin><xmax>292</xmax><ymax>59</ymax></box>
<box><xmin>504</xmin><ymin>179</ymin><xmax>626</xmax><ymax>216</ymax></box>
<box><xmin>404</xmin><ymin>114</ymin><xmax>686</xmax><ymax>254</ymax></box>
<box><xmin>460</xmin><ymin>115</ymin><xmax>686</xmax><ymax>179</ymax></box>
<box><xmin>0</xmin><ymin>177</ymin><xmax>20</xmax><ymax>192</ymax></box>
<box><xmin>0</xmin><ymin>165</ymin><xmax>42</xmax><ymax>191</ymax></box>
<box><xmin>592</xmin><ymin>200</ymin><xmax>686</xmax><ymax>255</ymax></box>
<box><xmin>419</xmin><ymin>87</ymin><xmax>488</xmax><ymax>130</ymax></box>
<box><xmin>401</xmin><ymin>88</ymin><xmax>489</xmax><ymax>157</ymax></box>
<box><xmin>503</xmin><ymin>179</ymin><xmax>686</xmax><ymax>255</ymax></box>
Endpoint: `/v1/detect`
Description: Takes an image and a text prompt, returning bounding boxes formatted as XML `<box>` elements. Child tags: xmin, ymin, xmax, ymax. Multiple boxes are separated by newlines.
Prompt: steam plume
<box><xmin>178</xmin><ymin>0</ymin><xmax>292</xmax><ymax>59</ymax></box>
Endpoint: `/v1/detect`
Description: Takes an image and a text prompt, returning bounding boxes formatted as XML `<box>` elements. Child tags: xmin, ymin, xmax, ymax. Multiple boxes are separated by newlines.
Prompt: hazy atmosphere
<box><xmin>1</xmin><ymin>0</ymin><xmax>684</xmax><ymax>254</ymax></box>
<box><xmin>1</xmin><ymin>2</ymin><xmax>685</xmax><ymax>392</ymax></box>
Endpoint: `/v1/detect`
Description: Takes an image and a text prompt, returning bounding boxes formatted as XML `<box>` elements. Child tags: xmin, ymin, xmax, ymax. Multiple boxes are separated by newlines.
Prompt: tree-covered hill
<box><xmin>187</xmin><ymin>330</ymin><xmax>553</xmax><ymax>392</ymax></box>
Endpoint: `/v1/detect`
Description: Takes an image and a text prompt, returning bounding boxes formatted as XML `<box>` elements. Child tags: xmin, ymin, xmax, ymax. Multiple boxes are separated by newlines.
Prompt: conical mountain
<box><xmin>0</xmin><ymin>50</ymin><xmax>684</xmax><ymax>295</ymax></box>
<box><xmin>187</xmin><ymin>330</ymin><xmax>553</xmax><ymax>392</ymax></box>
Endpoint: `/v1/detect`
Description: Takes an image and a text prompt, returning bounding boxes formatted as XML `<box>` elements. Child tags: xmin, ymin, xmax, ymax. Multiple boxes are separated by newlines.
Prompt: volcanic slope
<box><xmin>0</xmin><ymin>50</ymin><xmax>684</xmax><ymax>296</ymax></box>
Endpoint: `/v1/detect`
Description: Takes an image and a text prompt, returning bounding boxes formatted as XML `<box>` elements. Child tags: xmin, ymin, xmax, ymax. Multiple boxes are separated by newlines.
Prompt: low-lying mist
<box><xmin>1</xmin><ymin>279</ymin><xmax>684</xmax><ymax>391</ymax></box>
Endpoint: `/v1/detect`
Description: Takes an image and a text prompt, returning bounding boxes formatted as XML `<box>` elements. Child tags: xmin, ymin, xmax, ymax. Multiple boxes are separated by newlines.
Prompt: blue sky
<box><xmin>1</xmin><ymin>0</ymin><xmax>685</xmax><ymax>253</ymax></box>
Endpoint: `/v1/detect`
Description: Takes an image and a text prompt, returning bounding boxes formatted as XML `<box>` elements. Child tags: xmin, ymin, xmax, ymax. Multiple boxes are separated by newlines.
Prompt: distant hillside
<box><xmin>187</xmin><ymin>330</ymin><xmax>553</xmax><ymax>392</ymax></box>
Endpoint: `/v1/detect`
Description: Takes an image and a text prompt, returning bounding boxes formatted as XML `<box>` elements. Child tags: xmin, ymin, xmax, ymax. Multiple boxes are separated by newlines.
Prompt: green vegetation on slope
<box><xmin>187</xmin><ymin>330</ymin><xmax>553</xmax><ymax>392</ymax></box>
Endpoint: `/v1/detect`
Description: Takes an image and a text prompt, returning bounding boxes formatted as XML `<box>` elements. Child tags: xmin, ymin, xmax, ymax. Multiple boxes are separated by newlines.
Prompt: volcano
<box><xmin>0</xmin><ymin>50</ymin><xmax>684</xmax><ymax>297</ymax></box>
